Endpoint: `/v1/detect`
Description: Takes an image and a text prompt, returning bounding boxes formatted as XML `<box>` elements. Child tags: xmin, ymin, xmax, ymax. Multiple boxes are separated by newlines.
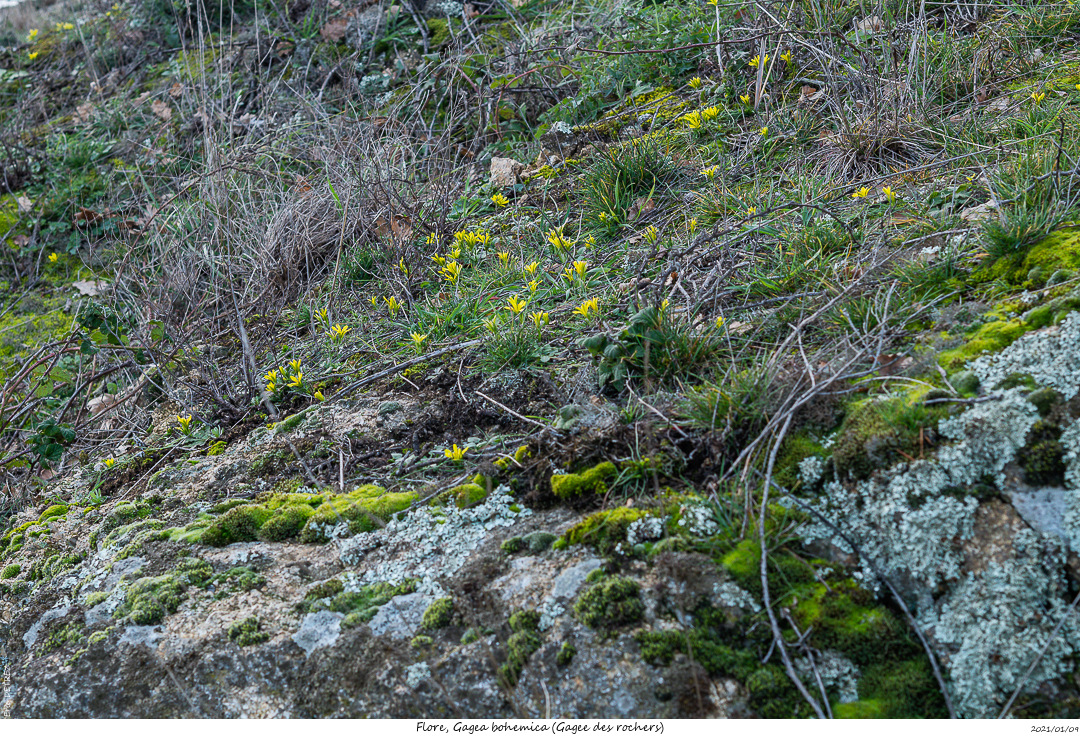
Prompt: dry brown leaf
<box><xmin>74</xmin><ymin>102</ymin><xmax>94</xmax><ymax>125</ymax></box>
<box><xmin>151</xmin><ymin>100</ymin><xmax>173</xmax><ymax>121</ymax></box>
<box><xmin>72</xmin><ymin>280</ymin><xmax>109</xmax><ymax>297</ymax></box>
<box><xmin>168</xmin><ymin>82</ymin><xmax>183</xmax><ymax>99</ymax></box>
<box><xmin>16</xmin><ymin>195</ymin><xmax>33</xmax><ymax>213</ymax></box>
<box><xmin>321</xmin><ymin>18</ymin><xmax>349</xmax><ymax>42</ymax></box>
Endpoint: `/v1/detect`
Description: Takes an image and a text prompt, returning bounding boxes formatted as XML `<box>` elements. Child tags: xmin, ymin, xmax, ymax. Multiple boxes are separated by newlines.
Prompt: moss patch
<box><xmin>228</xmin><ymin>616</ymin><xmax>271</xmax><ymax>646</ymax></box>
<box><xmin>573</xmin><ymin>575</ymin><xmax>644</xmax><ymax>631</ymax></box>
<box><xmin>499</xmin><ymin>610</ymin><xmax>542</xmax><ymax>686</ymax></box>
<box><xmin>550</xmin><ymin>461</ymin><xmax>618</xmax><ymax>499</ymax></box>
<box><xmin>422</xmin><ymin>597</ymin><xmax>453</xmax><ymax>630</ymax></box>
<box><xmin>555</xmin><ymin>507</ymin><xmax>651</xmax><ymax>554</ymax></box>
<box><xmin>172</xmin><ymin>484</ymin><xmax>416</xmax><ymax>546</ymax></box>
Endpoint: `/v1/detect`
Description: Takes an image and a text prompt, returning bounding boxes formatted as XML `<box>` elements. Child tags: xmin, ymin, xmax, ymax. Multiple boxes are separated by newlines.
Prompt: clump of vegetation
<box><xmin>499</xmin><ymin>610</ymin><xmax>543</xmax><ymax>687</ymax></box>
<box><xmin>228</xmin><ymin>617</ymin><xmax>271</xmax><ymax>647</ymax></box>
<box><xmin>574</xmin><ymin>575</ymin><xmax>645</xmax><ymax>632</ymax></box>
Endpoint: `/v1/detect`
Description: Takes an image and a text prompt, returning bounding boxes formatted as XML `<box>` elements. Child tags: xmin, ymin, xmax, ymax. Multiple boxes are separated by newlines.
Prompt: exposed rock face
<box><xmin>489</xmin><ymin>157</ymin><xmax>524</xmax><ymax>188</ymax></box>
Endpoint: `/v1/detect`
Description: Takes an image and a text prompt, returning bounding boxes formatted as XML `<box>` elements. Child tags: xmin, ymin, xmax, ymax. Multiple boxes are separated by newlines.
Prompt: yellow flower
<box><xmin>524</xmin><ymin>261</ymin><xmax>539</xmax><ymax>277</ymax></box>
<box><xmin>266</xmin><ymin>381</ymin><xmax>276</xmax><ymax>393</ymax></box>
<box><xmin>410</xmin><ymin>332</ymin><xmax>429</xmax><ymax>352</ymax></box>
<box><xmin>701</xmin><ymin>106</ymin><xmax>720</xmax><ymax>121</ymax></box>
<box><xmin>707</xmin><ymin>0</ymin><xmax>717</xmax><ymax>5</ymax></box>
<box><xmin>883</xmin><ymin>186</ymin><xmax>896</xmax><ymax>204</ymax></box>
<box><xmin>314</xmin><ymin>391</ymin><xmax>325</xmax><ymax>401</ymax></box>
<box><xmin>314</xmin><ymin>307</ymin><xmax>329</xmax><ymax>327</ymax></box>
<box><xmin>584</xmin><ymin>235</ymin><xmax>596</xmax><ymax>247</ymax></box>
<box><xmin>851</xmin><ymin>186</ymin><xmax>871</xmax><ymax>199</ymax></box>
<box><xmin>177</xmin><ymin>414</ymin><xmax>193</xmax><ymax>435</ymax></box>
<box><xmin>443</xmin><ymin>444</ymin><xmax>468</xmax><ymax>462</ymax></box>
<box><xmin>573</xmin><ymin>298</ymin><xmax>599</xmax><ymax>319</ymax></box>
<box><xmin>48</xmin><ymin>252</ymin><xmax>58</xmax><ymax>263</ymax></box>
<box><xmin>562</xmin><ymin>266</ymin><xmax>575</xmax><ymax>284</ymax></box>
<box><xmin>398</xmin><ymin>257</ymin><xmax>409</xmax><ymax>275</ymax></box>
<box><xmin>28</xmin><ymin>29</ymin><xmax>38</xmax><ymax>40</ymax></box>
<box><xmin>715</xmin><ymin>315</ymin><xmax>725</xmax><ymax>329</ymax></box>
<box><xmin>61</xmin><ymin>22</ymin><xmax>74</xmax><ymax>30</ymax></box>
<box><xmin>643</xmin><ymin>226</ymin><xmax>659</xmax><ymax>244</ymax></box>
<box><xmin>530</xmin><ymin>311</ymin><xmax>549</xmax><ymax>329</ymax></box>
<box><xmin>288</xmin><ymin>359</ymin><xmax>302</xmax><ymax>373</ymax></box>
<box><xmin>287</xmin><ymin>372</ymin><xmax>304</xmax><ymax>388</ymax></box>
<box><xmin>759</xmin><ymin>126</ymin><xmax>769</xmax><ymax>137</ymax></box>
<box><xmin>448</xmin><ymin>245</ymin><xmax>461</xmax><ymax>260</ymax></box>
<box><xmin>104</xmin><ymin>457</ymin><xmax>115</xmax><ymax>469</ymax></box>
<box><xmin>739</xmin><ymin>94</ymin><xmax>751</xmax><ymax>105</ymax></box>
<box><xmin>431</xmin><ymin>254</ymin><xmax>447</xmax><ymax>267</ymax></box>
<box><xmin>701</xmin><ymin>165</ymin><xmax>719</xmax><ymax>180</ymax></box>
<box><xmin>781</xmin><ymin>51</ymin><xmax>793</xmax><ymax>64</ymax></box>
<box><xmin>527</xmin><ymin>280</ymin><xmax>539</xmax><ymax>293</ymax></box>
<box><xmin>264</xmin><ymin>369</ymin><xmax>279</xmax><ymax>382</ymax></box>
<box><xmin>496</xmin><ymin>251</ymin><xmax>510</xmax><ymax>267</ymax></box>
<box><xmin>547</xmin><ymin>229</ymin><xmax>573</xmax><ymax>251</ymax></box>
<box><xmin>440</xmin><ymin>261</ymin><xmax>462</xmax><ymax>285</ymax></box>
<box><xmin>506</xmin><ymin>296</ymin><xmax>528</xmax><ymax>315</ymax></box>
<box><xmin>749</xmin><ymin>54</ymin><xmax>768</xmax><ymax>68</ymax></box>
<box><xmin>385</xmin><ymin>295</ymin><xmax>401</xmax><ymax>314</ymax></box>
<box><xmin>683</xmin><ymin>111</ymin><xmax>703</xmax><ymax>129</ymax></box>
<box><xmin>474</xmin><ymin>232</ymin><xmax>492</xmax><ymax>248</ymax></box>
<box><xmin>688</xmin><ymin>76</ymin><xmax>702</xmax><ymax>89</ymax></box>
<box><xmin>1031</xmin><ymin>91</ymin><xmax>1046</xmax><ymax>104</ymax></box>
<box><xmin>328</xmin><ymin>324</ymin><xmax>351</xmax><ymax>343</ymax></box>
<box><xmin>491</xmin><ymin>193</ymin><xmax>509</xmax><ymax>207</ymax></box>
<box><xmin>426</xmin><ymin>232</ymin><xmax>439</xmax><ymax>246</ymax></box>
<box><xmin>28</xmin><ymin>51</ymin><xmax>39</xmax><ymax>61</ymax></box>
<box><xmin>689</xmin><ymin>218</ymin><xmax>698</xmax><ymax>235</ymax></box>
<box><xmin>369</xmin><ymin>296</ymin><xmax>378</xmax><ymax>308</ymax></box>
<box><xmin>1076</xmin><ymin>83</ymin><xmax>1080</xmax><ymax>92</ymax></box>
<box><xmin>746</xmin><ymin>206</ymin><xmax>756</xmax><ymax>216</ymax></box>
<box><xmin>573</xmin><ymin>260</ymin><xmax>588</xmax><ymax>279</ymax></box>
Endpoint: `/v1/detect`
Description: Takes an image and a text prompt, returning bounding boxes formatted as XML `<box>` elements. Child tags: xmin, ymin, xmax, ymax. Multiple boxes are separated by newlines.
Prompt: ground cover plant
<box><xmin>3</xmin><ymin>0</ymin><xmax>1080</xmax><ymax>719</ymax></box>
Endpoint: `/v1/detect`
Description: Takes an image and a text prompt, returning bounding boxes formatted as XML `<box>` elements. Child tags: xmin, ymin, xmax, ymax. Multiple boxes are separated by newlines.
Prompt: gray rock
<box><xmin>292</xmin><ymin>611</ymin><xmax>343</xmax><ymax>656</ymax></box>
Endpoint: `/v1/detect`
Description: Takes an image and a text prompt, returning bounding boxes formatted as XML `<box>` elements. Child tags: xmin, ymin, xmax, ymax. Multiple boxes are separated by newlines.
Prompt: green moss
<box><xmin>175</xmin><ymin>485</ymin><xmax>415</xmax><ymax>547</ymax></box>
<box><xmin>831</xmin><ymin>398</ymin><xmax>949</xmax><ymax>480</ymax></box>
<box><xmin>495</xmin><ymin>445</ymin><xmax>532</xmax><ymax>471</ymax></box>
<box><xmin>556</xmin><ymin>642</ymin><xmax>576</xmax><ymax>666</ymax></box>
<box><xmin>206</xmin><ymin>440</ymin><xmax>227</xmax><ymax>456</ymax></box>
<box><xmin>38</xmin><ymin>504</ymin><xmax>69</xmax><ymax>522</ymax></box>
<box><xmin>41</xmin><ymin>622</ymin><xmax>86</xmax><ymax>653</ymax></box>
<box><xmin>1</xmin><ymin>563</ymin><xmax>20</xmax><ymax>579</ymax></box>
<box><xmin>721</xmin><ymin>538</ymin><xmax>818</xmax><ymax>598</ymax></box>
<box><xmin>228</xmin><ymin>616</ymin><xmax>270</xmax><ymax>646</ymax></box>
<box><xmin>849</xmin><ymin>659</ymin><xmax>948</xmax><ymax>718</ymax></box>
<box><xmin>306</xmin><ymin>580</ymin><xmax>418</xmax><ymax>625</ymax></box>
<box><xmin>258</xmin><ymin>505</ymin><xmax>315</xmax><ymax>542</ymax></box>
<box><xmin>116</xmin><ymin>574</ymin><xmax>186</xmax><ymax>625</ymax></box>
<box><xmin>773</xmin><ymin>433</ymin><xmax>826</xmax><ymax>490</ymax></box>
<box><xmin>274</xmin><ymin>410</ymin><xmax>308</xmax><ymax>434</ymax></box>
<box><xmin>1019</xmin><ymin>420</ymin><xmax>1066</xmax><ymax>486</ymax></box>
<box><xmin>114</xmin><ymin>558</ymin><xmax>212</xmax><ymax>625</ymax></box>
<box><xmin>502</xmin><ymin>536</ymin><xmax>525</xmax><ymax>554</ymax></box>
<box><xmin>205</xmin><ymin>566</ymin><xmax>265</xmax><ymax>598</ymax></box>
<box><xmin>939</xmin><ymin>319</ymin><xmax>1028</xmax><ymax>370</ymax></box>
<box><xmin>499</xmin><ymin>610</ymin><xmax>542</xmax><ymax>686</ymax></box>
<box><xmin>449</xmin><ymin>482</ymin><xmax>487</xmax><ymax>509</ymax></box>
<box><xmin>83</xmin><ymin>591</ymin><xmax>108</xmax><ymax>607</ymax></box>
<box><xmin>550</xmin><ymin>461</ymin><xmax>617</xmax><ymax>499</ymax></box>
<box><xmin>299</xmin><ymin>485</ymin><xmax>416</xmax><ymax>542</ymax></box>
<box><xmin>557</xmin><ymin>507</ymin><xmax>649</xmax><ymax>554</ymax></box>
<box><xmin>199</xmin><ymin>504</ymin><xmax>274</xmax><ymax>546</ymax></box>
<box><xmin>411</xmin><ymin>634</ymin><xmax>434</xmax><ymax>649</ymax></box>
<box><xmin>422</xmin><ymin>597</ymin><xmax>454</xmax><ymax>630</ymax></box>
<box><xmin>522</xmin><ymin>530</ymin><xmax>557</xmax><ymax>552</ymax></box>
<box><xmin>426</xmin><ymin>18</ymin><xmax>451</xmax><ymax>47</ymax></box>
<box><xmin>790</xmin><ymin>580</ymin><xmax>915</xmax><ymax>667</ymax></box>
<box><xmin>574</xmin><ymin>576</ymin><xmax>644</xmax><ymax>631</ymax></box>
